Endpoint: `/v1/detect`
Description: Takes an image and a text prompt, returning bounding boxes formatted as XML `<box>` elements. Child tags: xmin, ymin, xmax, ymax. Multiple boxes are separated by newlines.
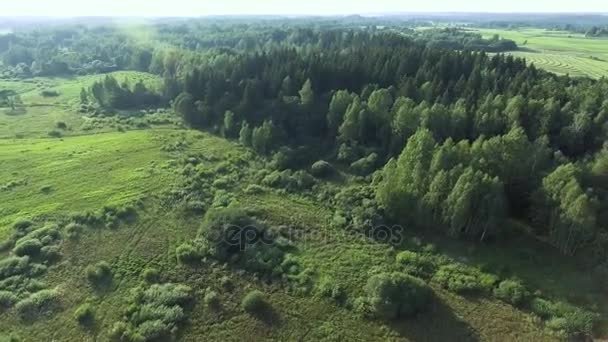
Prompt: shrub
<box><xmin>493</xmin><ymin>279</ymin><xmax>530</xmax><ymax>306</ymax></box>
<box><xmin>13</xmin><ymin>239</ymin><xmax>42</xmax><ymax>257</ymax></box>
<box><xmin>530</xmin><ymin>297</ymin><xmax>598</xmax><ymax>337</ymax></box>
<box><xmin>0</xmin><ymin>256</ymin><xmax>33</xmax><ymax>279</ymax></box>
<box><xmin>55</xmin><ymin>121</ymin><xmax>67</xmax><ymax>129</ymax></box>
<box><xmin>175</xmin><ymin>243</ymin><xmax>201</xmax><ymax>264</ymax></box>
<box><xmin>47</xmin><ymin>130</ymin><xmax>62</xmax><ymax>138</ymax></box>
<box><xmin>12</xmin><ymin>219</ymin><xmax>33</xmax><ymax>231</ymax></box>
<box><xmin>65</xmin><ymin>223</ymin><xmax>84</xmax><ymax>239</ymax></box>
<box><xmin>357</xmin><ymin>272</ymin><xmax>431</xmax><ymax>320</ymax></box>
<box><xmin>203</xmin><ymin>290</ymin><xmax>220</xmax><ymax>309</ymax></box>
<box><xmin>310</xmin><ymin>160</ymin><xmax>334</xmax><ymax>178</ymax></box>
<box><xmin>85</xmin><ymin>261</ymin><xmax>113</xmax><ymax>286</ymax></box>
<box><xmin>15</xmin><ymin>288</ymin><xmax>60</xmax><ymax>319</ymax></box>
<box><xmin>199</xmin><ymin>206</ymin><xmax>256</xmax><ymax>260</ymax></box>
<box><xmin>395</xmin><ymin>251</ymin><xmax>438</xmax><ymax>278</ymax></box>
<box><xmin>244</xmin><ymin>184</ymin><xmax>265</xmax><ymax>195</ymax></box>
<box><xmin>242</xmin><ymin>290</ymin><xmax>266</xmax><ymax>315</ymax></box>
<box><xmin>432</xmin><ymin>264</ymin><xmax>498</xmax><ymax>294</ymax></box>
<box><xmin>41</xmin><ymin>90</ymin><xmax>59</xmax><ymax>97</ymax></box>
<box><xmin>142</xmin><ymin>268</ymin><xmax>160</xmax><ymax>284</ymax></box>
<box><xmin>74</xmin><ymin>303</ymin><xmax>95</xmax><ymax>325</ymax></box>
<box><xmin>0</xmin><ymin>290</ymin><xmax>17</xmax><ymax>308</ymax></box>
<box><xmin>350</xmin><ymin>153</ymin><xmax>378</xmax><ymax>175</ymax></box>
<box><xmin>40</xmin><ymin>245</ymin><xmax>61</xmax><ymax>262</ymax></box>
<box><xmin>316</xmin><ymin>275</ymin><xmax>344</xmax><ymax>301</ymax></box>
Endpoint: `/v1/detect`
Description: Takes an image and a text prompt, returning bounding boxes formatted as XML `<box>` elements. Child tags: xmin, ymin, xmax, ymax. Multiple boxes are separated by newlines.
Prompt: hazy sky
<box><xmin>0</xmin><ymin>0</ymin><xmax>606</xmax><ymax>16</ymax></box>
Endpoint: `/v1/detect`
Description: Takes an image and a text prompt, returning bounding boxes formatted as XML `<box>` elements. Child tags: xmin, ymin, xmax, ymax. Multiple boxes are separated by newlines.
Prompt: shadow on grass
<box><xmin>389</xmin><ymin>297</ymin><xmax>479</xmax><ymax>342</ymax></box>
<box><xmin>252</xmin><ymin>302</ymin><xmax>282</xmax><ymax>327</ymax></box>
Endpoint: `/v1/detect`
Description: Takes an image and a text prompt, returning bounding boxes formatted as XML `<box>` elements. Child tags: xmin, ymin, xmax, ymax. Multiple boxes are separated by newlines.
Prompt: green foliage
<box><xmin>113</xmin><ymin>283</ymin><xmax>192</xmax><ymax>341</ymax></box>
<box><xmin>530</xmin><ymin>298</ymin><xmax>598</xmax><ymax>338</ymax></box>
<box><xmin>0</xmin><ymin>290</ymin><xmax>17</xmax><ymax>308</ymax></box>
<box><xmin>13</xmin><ymin>238</ymin><xmax>43</xmax><ymax>257</ymax></box>
<box><xmin>350</xmin><ymin>153</ymin><xmax>378</xmax><ymax>175</ymax></box>
<box><xmin>14</xmin><ymin>288</ymin><xmax>60</xmax><ymax>319</ymax></box>
<box><xmin>432</xmin><ymin>264</ymin><xmax>498</xmax><ymax>294</ymax></box>
<box><xmin>65</xmin><ymin>223</ymin><xmax>84</xmax><ymax>239</ymax></box>
<box><xmin>74</xmin><ymin>303</ymin><xmax>95</xmax><ymax>325</ymax></box>
<box><xmin>357</xmin><ymin>272</ymin><xmax>431</xmax><ymax>320</ymax></box>
<box><xmin>175</xmin><ymin>243</ymin><xmax>201</xmax><ymax>264</ymax></box>
<box><xmin>142</xmin><ymin>268</ymin><xmax>161</xmax><ymax>284</ymax></box>
<box><xmin>203</xmin><ymin>290</ymin><xmax>220</xmax><ymax>309</ymax></box>
<box><xmin>310</xmin><ymin>160</ymin><xmax>334</xmax><ymax>178</ymax></box>
<box><xmin>85</xmin><ymin>261</ymin><xmax>113</xmax><ymax>286</ymax></box>
<box><xmin>242</xmin><ymin>290</ymin><xmax>267</xmax><ymax>315</ymax></box>
<box><xmin>395</xmin><ymin>251</ymin><xmax>439</xmax><ymax>278</ymax></box>
<box><xmin>493</xmin><ymin>279</ymin><xmax>530</xmax><ymax>306</ymax></box>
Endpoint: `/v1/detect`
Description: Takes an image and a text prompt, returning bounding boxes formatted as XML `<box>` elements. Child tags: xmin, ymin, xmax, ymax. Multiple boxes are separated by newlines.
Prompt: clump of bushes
<box><xmin>14</xmin><ymin>288</ymin><xmax>61</xmax><ymax>319</ymax></box>
<box><xmin>493</xmin><ymin>279</ymin><xmax>530</xmax><ymax>307</ymax></box>
<box><xmin>0</xmin><ymin>290</ymin><xmax>18</xmax><ymax>308</ymax></box>
<box><xmin>74</xmin><ymin>303</ymin><xmax>95</xmax><ymax>326</ymax></box>
<box><xmin>310</xmin><ymin>160</ymin><xmax>334</xmax><ymax>178</ymax></box>
<box><xmin>141</xmin><ymin>268</ymin><xmax>160</xmax><ymax>284</ymax></box>
<box><xmin>356</xmin><ymin>272</ymin><xmax>431</xmax><ymax>320</ymax></box>
<box><xmin>203</xmin><ymin>290</ymin><xmax>220</xmax><ymax>309</ymax></box>
<box><xmin>13</xmin><ymin>239</ymin><xmax>43</xmax><ymax>257</ymax></box>
<box><xmin>242</xmin><ymin>290</ymin><xmax>267</xmax><ymax>315</ymax></box>
<box><xmin>432</xmin><ymin>264</ymin><xmax>498</xmax><ymax>294</ymax></box>
<box><xmin>261</xmin><ymin>169</ymin><xmax>316</xmax><ymax>192</ymax></box>
<box><xmin>530</xmin><ymin>298</ymin><xmax>598</xmax><ymax>338</ymax></box>
<box><xmin>40</xmin><ymin>89</ymin><xmax>60</xmax><ymax>97</ymax></box>
<box><xmin>111</xmin><ymin>283</ymin><xmax>192</xmax><ymax>341</ymax></box>
<box><xmin>395</xmin><ymin>251</ymin><xmax>439</xmax><ymax>278</ymax></box>
<box><xmin>316</xmin><ymin>275</ymin><xmax>344</xmax><ymax>301</ymax></box>
<box><xmin>175</xmin><ymin>243</ymin><xmax>202</xmax><ymax>264</ymax></box>
<box><xmin>85</xmin><ymin>261</ymin><xmax>113</xmax><ymax>286</ymax></box>
<box><xmin>65</xmin><ymin>223</ymin><xmax>84</xmax><ymax>239</ymax></box>
<box><xmin>350</xmin><ymin>152</ymin><xmax>378</xmax><ymax>175</ymax></box>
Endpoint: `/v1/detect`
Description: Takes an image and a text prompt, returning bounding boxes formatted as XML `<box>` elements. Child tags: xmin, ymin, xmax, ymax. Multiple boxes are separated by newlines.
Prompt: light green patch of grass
<box><xmin>473</xmin><ymin>27</ymin><xmax>608</xmax><ymax>78</ymax></box>
<box><xmin>0</xmin><ymin>71</ymin><xmax>162</xmax><ymax>139</ymax></box>
<box><xmin>0</xmin><ymin>129</ymin><xmax>178</xmax><ymax>240</ymax></box>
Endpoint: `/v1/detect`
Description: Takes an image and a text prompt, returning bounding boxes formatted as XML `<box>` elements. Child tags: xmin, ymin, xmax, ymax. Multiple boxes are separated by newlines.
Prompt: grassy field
<box><xmin>0</xmin><ymin>73</ymin><xmax>605</xmax><ymax>341</ymax></box>
<box><xmin>475</xmin><ymin>27</ymin><xmax>608</xmax><ymax>78</ymax></box>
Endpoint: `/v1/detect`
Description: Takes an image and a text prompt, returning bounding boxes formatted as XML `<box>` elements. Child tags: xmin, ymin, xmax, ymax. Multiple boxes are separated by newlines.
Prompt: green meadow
<box><xmin>475</xmin><ymin>27</ymin><xmax>608</xmax><ymax>78</ymax></box>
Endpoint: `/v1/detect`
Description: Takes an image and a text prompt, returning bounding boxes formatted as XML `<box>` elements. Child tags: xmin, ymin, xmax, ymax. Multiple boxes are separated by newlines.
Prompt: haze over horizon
<box><xmin>0</xmin><ymin>0</ymin><xmax>607</xmax><ymax>17</ymax></box>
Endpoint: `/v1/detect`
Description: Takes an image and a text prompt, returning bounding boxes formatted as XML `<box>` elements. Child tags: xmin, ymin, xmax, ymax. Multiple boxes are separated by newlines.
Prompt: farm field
<box><xmin>475</xmin><ymin>28</ymin><xmax>608</xmax><ymax>78</ymax></box>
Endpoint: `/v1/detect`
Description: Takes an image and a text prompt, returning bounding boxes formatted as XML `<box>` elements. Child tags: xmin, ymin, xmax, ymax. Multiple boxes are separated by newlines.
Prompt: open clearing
<box><xmin>475</xmin><ymin>27</ymin><xmax>608</xmax><ymax>78</ymax></box>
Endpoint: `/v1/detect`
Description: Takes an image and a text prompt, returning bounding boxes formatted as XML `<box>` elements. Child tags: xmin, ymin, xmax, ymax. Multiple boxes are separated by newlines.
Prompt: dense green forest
<box><xmin>1</xmin><ymin>16</ymin><xmax>608</xmax><ymax>341</ymax></box>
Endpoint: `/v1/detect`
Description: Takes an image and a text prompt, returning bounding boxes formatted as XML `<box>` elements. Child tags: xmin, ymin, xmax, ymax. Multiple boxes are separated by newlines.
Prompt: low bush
<box><xmin>15</xmin><ymin>288</ymin><xmax>60</xmax><ymax>319</ymax></box>
<box><xmin>86</xmin><ymin>261</ymin><xmax>113</xmax><ymax>286</ymax></box>
<box><xmin>40</xmin><ymin>245</ymin><xmax>61</xmax><ymax>262</ymax></box>
<box><xmin>356</xmin><ymin>272</ymin><xmax>431</xmax><ymax>320</ymax></box>
<box><xmin>116</xmin><ymin>283</ymin><xmax>192</xmax><ymax>341</ymax></box>
<box><xmin>242</xmin><ymin>290</ymin><xmax>266</xmax><ymax>315</ymax></box>
<box><xmin>55</xmin><ymin>121</ymin><xmax>67</xmax><ymax>129</ymax></box>
<box><xmin>310</xmin><ymin>160</ymin><xmax>334</xmax><ymax>178</ymax></box>
<box><xmin>41</xmin><ymin>90</ymin><xmax>60</xmax><ymax>97</ymax></box>
<box><xmin>350</xmin><ymin>153</ymin><xmax>378</xmax><ymax>175</ymax></box>
<box><xmin>203</xmin><ymin>290</ymin><xmax>220</xmax><ymax>309</ymax></box>
<box><xmin>316</xmin><ymin>275</ymin><xmax>344</xmax><ymax>301</ymax></box>
<box><xmin>0</xmin><ymin>290</ymin><xmax>17</xmax><ymax>308</ymax></box>
<box><xmin>395</xmin><ymin>251</ymin><xmax>439</xmax><ymax>278</ymax></box>
<box><xmin>175</xmin><ymin>243</ymin><xmax>201</xmax><ymax>264</ymax></box>
<box><xmin>13</xmin><ymin>239</ymin><xmax>43</xmax><ymax>257</ymax></box>
<box><xmin>493</xmin><ymin>279</ymin><xmax>530</xmax><ymax>307</ymax></box>
<box><xmin>142</xmin><ymin>268</ymin><xmax>160</xmax><ymax>284</ymax></box>
<box><xmin>65</xmin><ymin>223</ymin><xmax>84</xmax><ymax>239</ymax></box>
<box><xmin>74</xmin><ymin>303</ymin><xmax>95</xmax><ymax>325</ymax></box>
<box><xmin>530</xmin><ymin>298</ymin><xmax>598</xmax><ymax>338</ymax></box>
<box><xmin>47</xmin><ymin>130</ymin><xmax>62</xmax><ymax>138</ymax></box>
<box><xmin>432</xmin><ymin>264</ymin><xmax>498</xmax><ymax>294</ymax></box>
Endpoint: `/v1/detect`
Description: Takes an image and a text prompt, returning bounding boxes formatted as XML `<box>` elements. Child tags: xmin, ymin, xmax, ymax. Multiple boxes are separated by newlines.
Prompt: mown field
<box><xmin>475</xmin><ymin>28</ymin><xmax>608</xmax><ymax>78</ymax></box>
<box><xmin>0</xmin><ymin>72</ymin><xmax>606</xmax><ymax>341</ymax></box>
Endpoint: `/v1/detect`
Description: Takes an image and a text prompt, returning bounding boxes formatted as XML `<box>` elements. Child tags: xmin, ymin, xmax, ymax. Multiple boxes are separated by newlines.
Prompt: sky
<box><xmin>0</xmin><ymin>0</ymin><xmax>606</xmax><ymax>17</ymax></box>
